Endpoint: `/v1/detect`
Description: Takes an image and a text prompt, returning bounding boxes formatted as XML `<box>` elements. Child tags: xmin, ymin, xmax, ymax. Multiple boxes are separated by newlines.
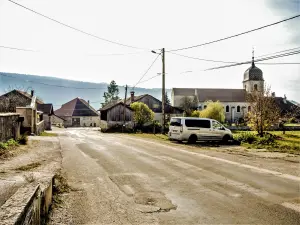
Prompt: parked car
<box><xmin>168</xmin><ymin>117</ymin><xmax>233</xmax><ymax>144</ymax></box>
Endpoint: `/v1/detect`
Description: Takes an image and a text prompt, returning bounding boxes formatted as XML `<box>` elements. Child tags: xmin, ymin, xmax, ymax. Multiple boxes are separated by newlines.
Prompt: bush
<box><xmin>6</xmin><ymin>139</ymin><xmax>19</xmax><ymax>147</ymax></box>
<box><xmin>254</xmin><ymin>133</ymin><xmax>275</xmax><ymax>145</ymax></box>
<box><xmin>0</xmin><ymin>142</ymin><xmax>8</xmax><ymax>150</ymax></box>
<box><xmin>234</xmin><ymin>132</ymin><xmax>257</xmax><ymax>144</ymax></box>
<box><xmin>18</xmin><ymin>134</ymin><xmax>28</xmax><ymax>145</ymax></box>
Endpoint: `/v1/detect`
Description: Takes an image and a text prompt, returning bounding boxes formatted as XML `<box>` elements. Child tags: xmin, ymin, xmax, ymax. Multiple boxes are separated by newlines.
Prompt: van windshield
<box><xmin>185</xmin><ymin>119</ymin><xmax>211</xmax><ymax>128</ymax></box>
<box><xmin>170</xmin><ymin>118</ymin><xmax>181</xmax><ymax>126</ymax></box>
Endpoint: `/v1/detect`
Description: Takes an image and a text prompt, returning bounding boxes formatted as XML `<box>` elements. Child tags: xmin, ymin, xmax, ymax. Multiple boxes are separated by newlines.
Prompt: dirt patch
<box><xmin>16</xmin><ymin>162</ymin><xmax>41</xmax><ymax>171</ymax></box>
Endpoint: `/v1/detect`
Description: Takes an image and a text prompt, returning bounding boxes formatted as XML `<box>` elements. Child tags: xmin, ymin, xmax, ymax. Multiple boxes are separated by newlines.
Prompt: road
<box><xmin>49</xmin><ymin>128</ymin><xmax>300</xmax><ymax>225</ymax></box>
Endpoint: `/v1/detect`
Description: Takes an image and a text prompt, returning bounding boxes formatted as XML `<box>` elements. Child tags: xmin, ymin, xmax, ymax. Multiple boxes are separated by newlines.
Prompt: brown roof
<box><xmin>173</xmin><ymin>88</ymin><xmax>246</xmax><ymax>102</ymax></box>
<box><xmin>55</xmin><ymin>98</ymin><xmax>99</xmax><ymax>117</ymax></box>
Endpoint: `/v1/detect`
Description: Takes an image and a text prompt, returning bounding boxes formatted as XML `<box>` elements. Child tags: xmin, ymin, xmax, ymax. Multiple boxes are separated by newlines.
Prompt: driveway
<box><xmin>49</xmin><ymin>128</ymin><xmax>300</xmax><ymax>225</ymax></box>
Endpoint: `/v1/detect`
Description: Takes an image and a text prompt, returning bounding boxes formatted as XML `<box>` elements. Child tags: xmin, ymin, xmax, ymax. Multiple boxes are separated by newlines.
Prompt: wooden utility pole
<box><xmin>122</xmin><ymin>85</ymin><xmax>128</xmax><ymax>132</ymax></box>
<box><xmin>162</xmin><ymin>48</ymin><xmax>165</xmax><ymax>134</ymax></box>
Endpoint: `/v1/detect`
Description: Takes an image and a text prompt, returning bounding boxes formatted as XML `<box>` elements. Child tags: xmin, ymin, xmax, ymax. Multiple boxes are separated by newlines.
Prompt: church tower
<box><xmin>243</xmin><ymin>50</ymin><xmax>264</xmax><ymax>93</ymax></box>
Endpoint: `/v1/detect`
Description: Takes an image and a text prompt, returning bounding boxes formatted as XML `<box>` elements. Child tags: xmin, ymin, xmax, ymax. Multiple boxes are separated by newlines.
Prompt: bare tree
<box><xmin>247</xmin><ymin>85</ymin><xmax>280</xmax><ymax>137</ymax></box>
<box><xmin>180</xmin><ymin>96</ymin><xmax>198</xmax><ymax>116</ymax></box>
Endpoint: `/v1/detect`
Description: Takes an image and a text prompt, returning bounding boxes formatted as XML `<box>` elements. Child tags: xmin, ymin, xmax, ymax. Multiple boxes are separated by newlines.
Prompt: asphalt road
<box><xmin>50</xmin><ymin>128</ymin><xmax>300</xmax><ymax>225</ymax></box>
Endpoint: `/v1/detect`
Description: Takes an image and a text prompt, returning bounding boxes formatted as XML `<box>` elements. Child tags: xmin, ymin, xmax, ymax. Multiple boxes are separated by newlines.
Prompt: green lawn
<box><xmin>233</xmin><ymin>131</ymin><xmax>300</xmax><ymax>154</ymax></box>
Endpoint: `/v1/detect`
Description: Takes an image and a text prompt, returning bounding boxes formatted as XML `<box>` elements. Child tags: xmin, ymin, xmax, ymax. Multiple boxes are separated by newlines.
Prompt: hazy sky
<box><xmin>0</xmin><ymin>0</ymin><xmax>299</xmax><ymax>101</ymax></box>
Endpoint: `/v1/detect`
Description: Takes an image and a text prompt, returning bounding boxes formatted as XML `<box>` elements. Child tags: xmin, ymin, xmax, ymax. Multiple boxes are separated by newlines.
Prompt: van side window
<box><xmin>170</xmin><ymin>118</ymin><xmax>181</xmax><ymax>126</ymax></box>
<box><xmin>212</xmin><ymin>121</ymin><xmax>223</xmax><ymax>129</ymax></box>
<box><xmin>185</xmin><ymin>119</ymin><xmax>210</xmax><ymax>128</ymax></box>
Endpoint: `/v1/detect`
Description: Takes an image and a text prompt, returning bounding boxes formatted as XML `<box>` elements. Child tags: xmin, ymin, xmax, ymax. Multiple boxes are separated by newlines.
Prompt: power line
<box><xmin>169</xmin><ymin>50</ymin><xmax>300</xmax><ymax>65</ymax></box>
<box><xmin>132</xmin><ymin>53</ymin><xmax>161</xmax><ymax>88</ymax></box>
<box><xmin>0</xmin><ymin>44</ymin><xmax>149</xmax><ymax>57</ymax></box>
<box><xmin>204</xmin><ymin>50</ymin><xmax>300</xmax><ymax>71</ymax></box>
<box><xmin>0</xmin><ymin>45</ymin><xmax>36</xmax><ymax>52</ymax></box>
<box><xmin>168</xmin><ymin>14</ymin><xmax>300</xmax><ymax>52</ymax></box>
<box><xmin>138</xmin><ymin>73</ymin><xmax>161</xmax><ymax>85</ymax></box>
<box><xmin>0</xmin><ymin>73</ymin><xmax>108</xmax><ymax>90</ymax></box>
<box><xmin>7</xmin><ymin>0</ymin><xmax>149</xmax><ymax>50</ymax></box>
<box><xmin>256</xmin><ymin>46</ymin><xmax>300</xmax><ymax>57</ymax></box>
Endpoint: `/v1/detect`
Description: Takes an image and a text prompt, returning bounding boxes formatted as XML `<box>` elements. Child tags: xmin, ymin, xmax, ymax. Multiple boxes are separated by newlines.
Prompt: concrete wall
<box><xmin>0</xmin><ymin>113</ymin><xmax>21</xmax><ymax>142</ymax></box>
<box><xmin>43</xmin><ymin>114</ymin><xmax>52</xmax><ymax>130</ymax></box>
<box><xmin>16</xmin><ymin>108</ymin><xmax>33</xmax><ymax>128</ymax></box>
<box><xmin>36</xmin><ymin>121</ymin><xmax>45</xmax><ymax>135</ymax></box>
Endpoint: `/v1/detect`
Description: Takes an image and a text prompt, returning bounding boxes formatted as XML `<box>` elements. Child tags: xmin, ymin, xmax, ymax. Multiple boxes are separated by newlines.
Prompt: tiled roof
<box><xmin>55</xmin><ymin>98</ymin><xmax>99</xmax><ymax>117</ymax></box>
<box><xmin>173</xmin><ymin>88</ymin><xmax>247</xmax><ymax>102</ymax></box>
<box><xmin>275</xmin><ymin>97</ymin><xmax>300</xmax><ymax>116</ymax></box>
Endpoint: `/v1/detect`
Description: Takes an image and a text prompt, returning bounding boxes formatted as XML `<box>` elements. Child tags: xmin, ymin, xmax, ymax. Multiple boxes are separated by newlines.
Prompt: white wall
<box><xmin>79</xmin><ymin>116</ymin><xmax>100</xmax><ymax>127</ymax></box>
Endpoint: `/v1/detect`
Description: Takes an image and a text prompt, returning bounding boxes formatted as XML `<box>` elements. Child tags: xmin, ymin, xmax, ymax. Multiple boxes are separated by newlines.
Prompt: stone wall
<box><xmin>0</xmin><ymin>113</ymin><xmax>21</xmax><ymax>142</ymax></box>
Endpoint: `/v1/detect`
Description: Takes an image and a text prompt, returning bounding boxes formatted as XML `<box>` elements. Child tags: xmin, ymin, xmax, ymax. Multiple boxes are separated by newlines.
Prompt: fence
<box><xmin>0</xmin><ymin>113</ymin><xmax>21</xmax><ymax>142</ymax></box>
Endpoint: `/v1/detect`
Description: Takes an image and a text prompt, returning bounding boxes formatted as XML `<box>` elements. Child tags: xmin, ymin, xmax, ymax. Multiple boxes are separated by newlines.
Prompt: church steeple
<box><xmin>252</xmin><ymin>47</ymin><xmax>255</xmax><ymax>67</ymax></box>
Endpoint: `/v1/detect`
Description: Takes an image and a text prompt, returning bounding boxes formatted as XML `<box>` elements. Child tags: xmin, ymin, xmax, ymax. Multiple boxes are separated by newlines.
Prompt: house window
<box><xmin>237</xmin><ymin>106</ymin><xmax>240</xmax><ymax>113</ymax></box>
<box><xmin>204</xmin><ymin>105</ymin><xmax>207</xmax><ymax>109</ymax></box>
<box><xmin>226</xmin><ymin>105</ymin><xmax>229</xmax><ymax>113</ymax></box>
<box><xmin>248</xmin><ymin>106</ymin><xmax>251</xmax><ymax>112</ymax></box>
<box><xmin>254</xmin><ymin>84</ymin><xmax>258</xmax><ymax>91</ymax></box>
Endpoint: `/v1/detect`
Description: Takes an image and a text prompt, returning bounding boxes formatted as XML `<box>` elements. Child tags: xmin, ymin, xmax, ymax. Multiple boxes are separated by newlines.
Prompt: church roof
<box><xmin>173</xmin><ymin>88</ymin><xmax>246</xmax><ymax>102</ymax></box>
<box><xmin>55</xmin><ymin>98</ymin><xmax>99</xmax><ymax>117</ymax></box>
<box><xmin>243</xmin><ymin>56</ymin><xmax>263</xmax><ymax>82</ymax></box>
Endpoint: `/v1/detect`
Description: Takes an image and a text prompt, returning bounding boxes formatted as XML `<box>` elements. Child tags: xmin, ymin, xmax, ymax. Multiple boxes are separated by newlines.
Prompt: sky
<box><xmin>0</xmin><ymin>0</ymin><xmax>299</xmax><ymax>101</ymax></box>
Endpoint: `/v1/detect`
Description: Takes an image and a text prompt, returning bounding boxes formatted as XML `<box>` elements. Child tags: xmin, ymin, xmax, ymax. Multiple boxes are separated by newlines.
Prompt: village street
<box><xmin>49</xmin><ymin>128</ymin><xmax>300</xmax><ymax>225</ymax></box>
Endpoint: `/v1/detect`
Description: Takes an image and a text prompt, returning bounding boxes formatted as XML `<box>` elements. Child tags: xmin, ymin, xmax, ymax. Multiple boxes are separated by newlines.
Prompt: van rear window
<box><xmin>170</xmin><ymin>118</ymin><xmax>181</xmax><ymax>126</ymax></box>
<box><xmin>185</xmin><ymin>119</ymin><xmax>211</xmax><ymax>128</ymax></box>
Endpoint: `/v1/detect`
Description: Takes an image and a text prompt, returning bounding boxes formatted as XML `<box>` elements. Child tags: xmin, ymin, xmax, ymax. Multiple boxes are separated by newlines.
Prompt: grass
<box><xmin>284</xmin><ymin>123</ymin><xmax>300</xmax><ymax>127</ymax></box>
<box><xmin>39</xmin><ymin>132</ymin><xmax>58</xmax><ymax>137</ymax></box>
<box><xmin>16</xmin><ymin>162</ymin><xmax>41</xmax><ymax>171</ymax></box>
<box><xmin>233</xmin><ymin>131</ymin><xmax>300</xmax><ymax>154</ymax></box>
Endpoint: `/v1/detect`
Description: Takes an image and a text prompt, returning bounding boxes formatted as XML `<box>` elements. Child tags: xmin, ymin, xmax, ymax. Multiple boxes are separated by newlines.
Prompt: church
<box><xmin>171</xmin><ymin>54</ymin><xmax>266</xmax><ymax>123</ymax></box>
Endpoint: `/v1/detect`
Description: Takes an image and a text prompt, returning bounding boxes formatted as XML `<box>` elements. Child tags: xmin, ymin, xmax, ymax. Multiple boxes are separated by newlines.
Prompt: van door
<box><xmin>185</xmin><ymin>119</ymin><xmax>212</xmax><ymax>141</ymax></box>
<box><xmin>169</xmin><ymin>118</ymin><xmax>182</xmax><ymax>139</ymax></box>
<box><xmin>211</xmin><ymin>120</ymin><xmax>225</xmax><ymax>140</ymax></box>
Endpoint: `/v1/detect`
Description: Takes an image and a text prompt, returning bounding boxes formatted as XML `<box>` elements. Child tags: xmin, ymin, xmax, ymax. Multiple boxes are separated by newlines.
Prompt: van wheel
<box><xmin>222</xmin><ymin>135</ymin><xmax>230</xmax><ymax>144</ymax></box>
<box><xmin>188</xmin><ymin>135</ymin><xmax>197</xmax><ymax>144</ymax></box>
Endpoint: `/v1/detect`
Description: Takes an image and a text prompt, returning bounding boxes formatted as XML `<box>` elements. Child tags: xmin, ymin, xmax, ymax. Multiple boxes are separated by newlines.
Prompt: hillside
<box><xmin>0</xmin><ymin>72</ymin><xmax>166</xmax><ymax>110</ymax></box>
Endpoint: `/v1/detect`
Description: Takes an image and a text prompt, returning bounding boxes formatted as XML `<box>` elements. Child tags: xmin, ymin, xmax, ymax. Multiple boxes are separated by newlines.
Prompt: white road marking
<box><xmin>281</xmin><ymin>202</ymin><xmax>300</xmax><ymax>213</ymax></box>
<box><xmin>122</xmin><ymin>137</ymin><xmax>300</xmax><ymax>182</ymax></box>
<box><xmin>79</xmin><ymin>150</ymin><xmax>88</xmax><ymax>158</ymax></box>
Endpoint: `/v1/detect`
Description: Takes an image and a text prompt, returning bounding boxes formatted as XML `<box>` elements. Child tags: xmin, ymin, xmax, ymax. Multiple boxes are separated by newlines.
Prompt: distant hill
<box><xmin>0</xmin><ymin>72</ymin><xmax>167</xmax><ymax>110</ymax></box>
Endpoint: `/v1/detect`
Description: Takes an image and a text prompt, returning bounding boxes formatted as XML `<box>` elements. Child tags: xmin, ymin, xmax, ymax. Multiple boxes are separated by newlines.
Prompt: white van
<box><xmin>168</xmin><ymin>117</ymin><xmax>233</xmax><ymax>144</ymax></box>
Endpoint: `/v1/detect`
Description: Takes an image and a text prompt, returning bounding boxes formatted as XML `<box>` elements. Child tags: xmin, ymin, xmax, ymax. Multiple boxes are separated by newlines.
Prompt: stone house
<box><xmin>54</xmin><ymin>97</ymin><xmax>100</xmax><ymax>127</ymax></box>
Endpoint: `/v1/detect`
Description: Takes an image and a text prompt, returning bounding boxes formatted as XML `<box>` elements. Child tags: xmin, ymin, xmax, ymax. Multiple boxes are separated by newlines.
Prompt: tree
<box><xmin>165</xmin><ymin>92</ymin><xmax>171</xmax><ymax>105</ymax></box>
<box><xmin>247</xmin><ymin>86</ymin><xmax>280</xmax><ymax>137</ymax></box>
<box><xmin>130</xmin><ymin>102</ymin><xmax>154</xmax><ymax>127</ymax></box>
<box><xmin>191</xmin><ymin>110</ymin><xmax>201</xmax><ymax>117</ymax></box>
<box><xmin>180</xmin><ymin>96</ymin><xmax>198</xmax><ymax>116</ymax></box>
<box><xmin>278</xmin><ymin>103</ymin><xmax>300</xmax><ymax>134</ymax></box>
<box><xmin>102</xmin><ymin>80</ymin><xmax>120</xmax><ymax>107</ymax></box>
<box><xmin>200</xmin><ymin>101</ymin><xmax>225</xmax><ymax>123</ymax></box>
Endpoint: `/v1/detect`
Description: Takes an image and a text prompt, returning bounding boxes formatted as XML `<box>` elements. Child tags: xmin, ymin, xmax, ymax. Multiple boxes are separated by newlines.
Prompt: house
<box><xmin>0</xmin><ymin>89</ymin><xmax>44</xmax><ymax>112</ymax></box>
<box><xmin>52</xmin><ymin>114</ymin><xmax>66</xmax><ymax>126</ymax></box>
<box><xmin>171</xmin><ymin>53</ymin><xmax>265</xmax><ymax>123</ymax></box>
<box><xmin>99</xmin><ymin>92</ymin><xmax>184</xmax><ymax>130</ymax></box>
<box><xmin>37</xmin><ymin>103</ymin><xmax>54</xmax><ymax>130</ymax></box>
<box><xmin>54</xmin><ymin>97</ymin><xmax>100</xmax><ymax>127</ymax></box>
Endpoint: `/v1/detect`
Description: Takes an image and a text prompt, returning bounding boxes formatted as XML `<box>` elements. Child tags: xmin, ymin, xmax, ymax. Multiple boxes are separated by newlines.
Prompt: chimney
<box><xmin>130</xmin><ymin>91</ymin><xmax>135</xmax><ymax>103</ymax></box>
<box><xmin>31</xmin><ymin>90</ymin><xmax>34</xmax><ymax>97</ymax></box>
<box><xmin>88</xmin><ymin>100</ymin><xmax>90</xmax><ymax>105</ymax></box>
<box><xmin>272</xmin><ymin>92</ymin><xmax>275</xmax><ymax>97</ymax></box>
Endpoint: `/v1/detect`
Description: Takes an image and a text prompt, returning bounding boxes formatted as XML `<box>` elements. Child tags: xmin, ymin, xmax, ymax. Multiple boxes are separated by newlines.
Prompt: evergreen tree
<box><xmin>165</xmin><ymin>92</ymin><xmax>171</xmax><ymax>105</ymax></box>
<box><xmin>102</xmin><ymin>80</ymin><xmax>120</xmax><ymax>107</ymax></box>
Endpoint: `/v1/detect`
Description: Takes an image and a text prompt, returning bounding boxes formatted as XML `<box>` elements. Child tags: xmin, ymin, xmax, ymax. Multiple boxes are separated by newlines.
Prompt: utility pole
<box><xmin>122</xmin><ymin>85</ymin><xmax>128</xmax><ymax>132</ymax></box>
<box><xmin>162</xmin><ymin>48</ymin><xmax>165</xmax><ymax>134</ymax></box>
